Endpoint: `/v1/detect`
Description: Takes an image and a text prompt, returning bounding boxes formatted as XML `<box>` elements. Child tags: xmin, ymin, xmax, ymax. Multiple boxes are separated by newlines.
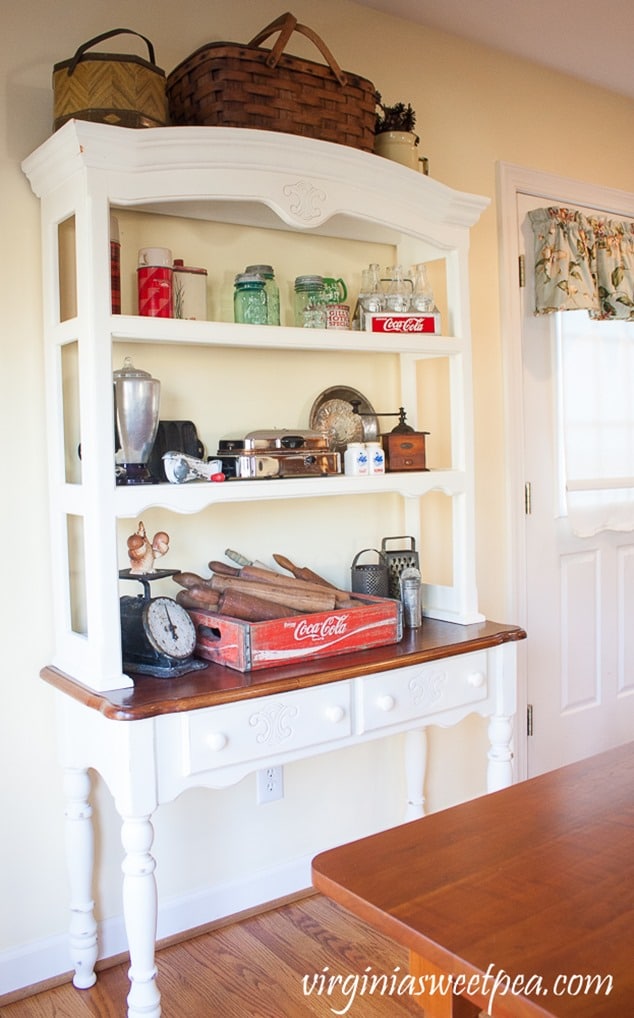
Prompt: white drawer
<box><xmin>357</xmin><ymin>651</ymin><xmax>488</xmax><ymax>733</ymax></box>
<box><xmin>182</xmin><ymin>681</ymin><xmax>352</xmax><ymax>776</ymax></box>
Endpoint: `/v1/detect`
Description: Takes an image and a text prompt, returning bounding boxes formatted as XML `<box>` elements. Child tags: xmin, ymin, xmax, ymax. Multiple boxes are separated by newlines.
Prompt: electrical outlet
<box><xmin>256</xmin><ymin>765</ymin><xmax>284</xmax><ymax>804</ymax></box>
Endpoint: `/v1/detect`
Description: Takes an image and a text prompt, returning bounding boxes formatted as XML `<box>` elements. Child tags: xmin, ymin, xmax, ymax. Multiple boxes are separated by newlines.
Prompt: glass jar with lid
<box><xmin>233</xmin><ymin>273</ymin><xmax>268</xmax><ymax>325</ymax></box>
<box><xmin>244</xmin><ymin>264</ymin><xmax>280</xmax><ymax>325</ymax></box>
<box><xmin>294</xmin><ymin>275</ymin><xmax>327</xmax><ymax>328</ymax></box>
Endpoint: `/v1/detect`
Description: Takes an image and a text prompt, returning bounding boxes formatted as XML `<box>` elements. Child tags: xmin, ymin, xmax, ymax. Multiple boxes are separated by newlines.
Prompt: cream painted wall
<box><xmin>1</xmin><ymin>0</ymin><xmax>632</xmax><ymax>992</ymax></box>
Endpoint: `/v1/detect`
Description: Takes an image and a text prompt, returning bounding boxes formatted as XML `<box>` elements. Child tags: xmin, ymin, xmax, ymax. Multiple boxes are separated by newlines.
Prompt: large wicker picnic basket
<box><xmin>53</xmin><ymin>28</ymin><xmax>169</xmax><ymax>132</ymax></box>
<box><xmin>166</xmin><ymin>12</ymin><xmax>376</xmax><ymax>152</ymax></box>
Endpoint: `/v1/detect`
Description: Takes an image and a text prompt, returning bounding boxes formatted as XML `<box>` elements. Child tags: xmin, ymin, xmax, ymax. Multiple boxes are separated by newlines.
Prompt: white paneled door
<box><xmin>517</xmin><ymin>190</ymin><xmax>634</xmax><ymax>777</ymax></box>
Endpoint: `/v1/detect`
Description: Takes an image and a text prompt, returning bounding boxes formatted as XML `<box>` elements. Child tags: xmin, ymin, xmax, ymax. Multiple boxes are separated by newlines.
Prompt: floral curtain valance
<box><xmin>529</xmin><ymin>207</ymin><xmax>634</xmax><ymax>321</ymax></box>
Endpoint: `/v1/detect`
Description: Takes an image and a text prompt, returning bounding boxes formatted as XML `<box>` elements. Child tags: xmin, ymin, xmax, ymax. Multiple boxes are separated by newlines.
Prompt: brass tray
<box><xmin>309</xmin><ymin>386</ymin><xmax>379</xmax><ymax>453</ymax></box>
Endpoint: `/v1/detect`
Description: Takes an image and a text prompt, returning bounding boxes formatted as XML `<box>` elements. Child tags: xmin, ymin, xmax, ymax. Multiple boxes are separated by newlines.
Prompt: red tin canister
<box><xmin>137</xmin><ymin>247</ymin><xmax>172</xmax><ymax>317</ymax></box>
<box><xmin>110</xmin><ymin>214</ymin><xmax>121</xmax><ymax>314</ymax></box>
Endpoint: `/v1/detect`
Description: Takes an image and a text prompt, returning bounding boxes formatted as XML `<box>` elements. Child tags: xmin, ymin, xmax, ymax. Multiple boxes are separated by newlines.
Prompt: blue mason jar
<box><xmin>244</xmin><ymin>264</ymin><xmax>280</xmax><ymax>326</ymax></box>
<box><xmin>233</xmin><ymin>273</ymin><xmax>268</xmax><ymax>325</ymax></box>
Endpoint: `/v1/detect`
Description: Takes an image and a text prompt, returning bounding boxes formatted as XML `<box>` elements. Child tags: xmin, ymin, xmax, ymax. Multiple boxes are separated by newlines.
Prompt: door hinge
<box><xmin>518</xmin><ymin>253</ymin><xmax>526</xmax><ymax>287</ymax></box>
<box><xmin>524</xmin><ymin>481</ymin><xmax>532</xmax><ymax>515</ymax></box>
<box><xmin>527</xmin><ymin>704</ymin><xmax>534</xmax><ymax>737</ymax></box>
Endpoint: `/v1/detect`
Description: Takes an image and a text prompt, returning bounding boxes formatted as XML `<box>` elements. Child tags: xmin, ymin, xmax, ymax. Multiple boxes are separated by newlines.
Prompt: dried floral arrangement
<box><xmin>375</xmin><ymin>91</ymin><xmax>418</xmax><ymax>141</ymax></box>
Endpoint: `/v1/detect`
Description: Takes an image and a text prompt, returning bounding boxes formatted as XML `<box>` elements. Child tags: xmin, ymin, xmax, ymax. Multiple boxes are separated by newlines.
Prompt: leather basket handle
<box><xmin>248</xmin><ymin>11</ymin><xmax>348</xmax><ymax>87</ymax></box>
<box><xmin>66</xmin><ymin>28</ymin><xmax>157</xmax><ymax>76</ymax></box>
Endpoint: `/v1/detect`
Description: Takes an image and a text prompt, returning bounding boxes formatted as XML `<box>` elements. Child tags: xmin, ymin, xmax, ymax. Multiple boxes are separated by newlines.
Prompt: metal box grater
<box><xmin>381</xmin><ymin>536</ymin><xmax>419</xmax><ymax>598</ymax></box>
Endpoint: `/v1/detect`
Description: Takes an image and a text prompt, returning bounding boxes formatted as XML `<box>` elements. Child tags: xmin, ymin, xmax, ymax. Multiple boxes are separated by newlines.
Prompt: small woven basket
<box><xmin>166</xmin><ymin>12</ymin><xmax>376</xmax><ymax>151</ymax></box>
<box><xmin>53</xmin><ymin>28</ymin><xmax>169</xmax><ymax>132</ymax></box>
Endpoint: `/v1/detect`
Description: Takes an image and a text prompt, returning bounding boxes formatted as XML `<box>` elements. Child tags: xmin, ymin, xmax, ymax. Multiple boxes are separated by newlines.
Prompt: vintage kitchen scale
<box><xmin>351</xmin><ymin>402</ymin><xmax>429</xmax><ymax>471</ymax></box>
<box><xmin>217</xmin><ymin>429</ymin><xmax>341</xmax><ymax>479</ymax></box>
<box><xmin>119</xmin><ymin>568</ymin><xmax>208</xmax><ymax>678</ymax></box>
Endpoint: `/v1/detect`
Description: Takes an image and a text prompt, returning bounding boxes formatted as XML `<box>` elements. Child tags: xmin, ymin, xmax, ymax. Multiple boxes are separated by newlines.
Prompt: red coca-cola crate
<box><xmin>365</xmin><ymin>312</ymin><xmax>440</xmax><ymax>334</ymax></box>
<box><xmin>187</xmin><ymin>593</ymin><xmax>402</xmax><ymax>672</ymax></box>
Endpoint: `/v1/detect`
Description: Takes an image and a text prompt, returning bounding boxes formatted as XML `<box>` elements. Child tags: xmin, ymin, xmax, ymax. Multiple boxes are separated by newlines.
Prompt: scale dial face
<box><xmin>143</xmin><ymin>596</ymin><xmax>197</xmax><ymax>660</ymax></box>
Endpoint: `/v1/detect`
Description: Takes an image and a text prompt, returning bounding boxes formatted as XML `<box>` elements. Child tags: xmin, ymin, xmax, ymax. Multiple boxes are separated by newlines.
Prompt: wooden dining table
<box><xmin>312</xmin><ymin>742</ymin><xmax>634</xmax><ymax>1018</ymax></box>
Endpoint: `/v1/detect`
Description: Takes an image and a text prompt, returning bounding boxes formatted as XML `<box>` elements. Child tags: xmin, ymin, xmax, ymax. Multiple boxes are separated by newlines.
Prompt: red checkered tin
<box><xmin>137</xmin><ymin>247</ymin><xmax>173</xmax><ymax>317</ymax></box>
<box><xmin>138</xmin><ymin>266</ymin><xmax>172</xmax><ymax>317</ymax></box>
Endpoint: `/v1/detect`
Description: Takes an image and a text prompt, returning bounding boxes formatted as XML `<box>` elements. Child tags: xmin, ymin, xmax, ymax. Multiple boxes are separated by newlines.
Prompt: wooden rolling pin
<box><xmin>218</xmin><ymin>587</ymin><xmax>297</xmax><ymax>621</ymax></box>
<box><xmin>179</xmin><ymin>582</ymin><xmax>299</xmax><ymax>618</ymax></box>
<box><xmin>175</xmin><ymin>587</ymin><xmax>220</xmax><ymax>610</ymax></box>
<box><xmin>176</xmin><ymin>583</ymin><xmax>294</xmax><ymax>622</ymax></box>
<box><xmin>273</xmin><ymin>553</ymin><xmax>337</xmax><ymax>589</ymax></box>
<box><xmin>238</xmin><ymin>564</ymin><xmax>353</xmax><ymax>605</ymax></box>
<box><xmin>208</xmin><ymin>561</ymin><xmax>241</xmax><ymax>577</ymax></box>
<box><xmin>173</xmin><ymin>571</ymin><xmax>215</xmax><ymax>590</ymax></box>
<box><xmin>208</xmin><ymin>574</ymin><xmax>336</xmax><ymax>613</ymax></box>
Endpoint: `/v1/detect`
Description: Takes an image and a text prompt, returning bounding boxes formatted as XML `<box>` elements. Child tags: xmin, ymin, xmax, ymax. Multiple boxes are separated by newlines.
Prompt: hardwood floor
<box><xmin>1</xmin><ymin>895</ymin><xmax>425</xmax><ymax>1017</ymax></box>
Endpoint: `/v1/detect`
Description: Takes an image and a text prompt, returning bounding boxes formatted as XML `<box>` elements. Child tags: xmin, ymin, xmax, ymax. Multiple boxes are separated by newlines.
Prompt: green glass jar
<box><xmin>294</xmin><ymin>275</ymin><xmax>327</xmax><ymax>328</ymax></box>
<box><xmin>245</xmin><ymin>264</ymin><xmax>280</xmax><ymax>326</ymax></box>
<box><xmin>233</xmin><ymin>273</ymin><xmax>268</xmax><ymax>325</ymax></box>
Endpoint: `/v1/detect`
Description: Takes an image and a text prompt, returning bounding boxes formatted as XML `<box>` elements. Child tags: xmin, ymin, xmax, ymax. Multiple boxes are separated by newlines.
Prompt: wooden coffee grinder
<box><xmin>352</xmin><ymin>402</ymin><xmax>429</xmax><ymax>472</ymax></box>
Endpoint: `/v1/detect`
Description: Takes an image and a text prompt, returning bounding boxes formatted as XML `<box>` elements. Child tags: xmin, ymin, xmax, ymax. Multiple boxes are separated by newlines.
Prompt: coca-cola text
<box><xmin>294</xmin><ymin>615</ymin><xmax>350</xmax><ymax>642</ymax></box>
<box><xmin>371</xmin><ymin>315</ymin><xmax>435</xmax><ymax>333</ymax></box>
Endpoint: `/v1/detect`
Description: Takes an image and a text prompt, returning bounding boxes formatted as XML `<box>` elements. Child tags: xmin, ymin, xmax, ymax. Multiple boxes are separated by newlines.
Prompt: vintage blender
<box><xmin>113</xmin><ymin>356</ymin><xmax>160</xmax><ymax>484</ymax></box>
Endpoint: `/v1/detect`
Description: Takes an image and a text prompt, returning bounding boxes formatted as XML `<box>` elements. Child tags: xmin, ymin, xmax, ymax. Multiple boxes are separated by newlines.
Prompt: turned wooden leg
<box><xmin>487</xmin><ymin>714</ymin><xmax>514</xmax><ymax>792</ymax></box>
<box><xmin>121</xmin><ymin>816</ymin><xmax>161</xmax><ymax>1018</ymax></box>
<box><xmin>64</xmin><ymin>767</ymin><xmax>98</xmax><ymax>989</ymax></box>
<box><xmin>409</xmin><ymin>952</ymin><xmax>481</xmax><ymax>1017</ymax></box>
<box><xmin>404</xmin><ymin>727</ymin><xmax>428</xmax><ymax>819</ymax></box>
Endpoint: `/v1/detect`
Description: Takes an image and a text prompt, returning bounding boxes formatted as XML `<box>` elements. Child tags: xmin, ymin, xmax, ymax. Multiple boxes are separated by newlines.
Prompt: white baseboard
<box><xmin>0</xmin><ymin>855</ymin><xmax>312</xmax><ymax>998</ymax></box>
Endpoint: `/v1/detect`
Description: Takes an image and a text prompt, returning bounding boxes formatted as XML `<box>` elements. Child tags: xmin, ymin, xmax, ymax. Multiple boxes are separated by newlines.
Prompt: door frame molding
<box><xmin>495</xmin><ymin>162</ymin><xmax>634</xmax><ymax>780</ymax></box>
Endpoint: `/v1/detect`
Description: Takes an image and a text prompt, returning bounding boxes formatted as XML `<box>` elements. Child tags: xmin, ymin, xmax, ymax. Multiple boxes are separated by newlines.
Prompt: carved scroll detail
<box><xmin>408</xmin><ymin>670</ymin><xmax>447</xmax><ymax>710</ymax></box>
<box><xmin>282</xmin><ymin>180</ymin><xmax>327</xmax><ymax>223</ymax></box>
<box><xmin>249</xmin><ymin>702</ymin><xmax>299</xmax><ymax>744</ymax></box>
